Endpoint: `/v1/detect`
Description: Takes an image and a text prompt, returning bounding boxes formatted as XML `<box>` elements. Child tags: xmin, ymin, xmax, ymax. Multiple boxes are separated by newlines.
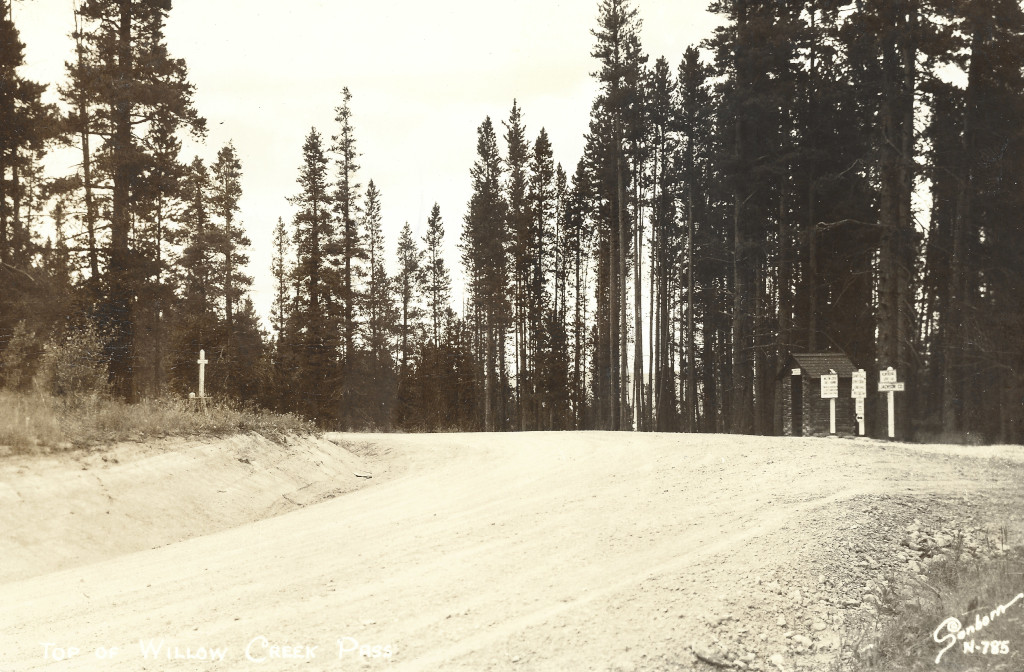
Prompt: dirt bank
<box><xmin>0</xmin><ymin>432</ymin><xmax>1021</xmax><ymax>671</ymax></box>
<box><xmin>0</xmin><ymin>433</ymin><xmax>376</xmax><ymax>583</ymax></box>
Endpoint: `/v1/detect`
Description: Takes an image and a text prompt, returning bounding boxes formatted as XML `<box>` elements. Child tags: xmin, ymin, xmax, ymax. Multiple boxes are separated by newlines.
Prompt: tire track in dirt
<box><xmin>392</xmin><ymin>486</ymin><xmax>876</xmax><ymax>671</ymax></box>
<box><xmin>1</xmin><ymin>433</ymin><xmax>1021</xmax><ymax>671</ymax></box>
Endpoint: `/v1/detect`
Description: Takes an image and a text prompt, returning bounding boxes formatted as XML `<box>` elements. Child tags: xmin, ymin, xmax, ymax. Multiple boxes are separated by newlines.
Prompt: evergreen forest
<box><xmin>2</xmin><ymin>0</ymin><xmax>1023</xmax><ymax>442</ymax></box>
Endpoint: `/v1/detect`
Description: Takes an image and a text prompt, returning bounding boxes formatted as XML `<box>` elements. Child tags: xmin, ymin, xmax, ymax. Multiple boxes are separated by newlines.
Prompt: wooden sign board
<box><xmin>880</xmin><ymin>368</ymin><xmax>897</xmax><ymax>384</ymax></box>
<box><xmin>851</xmin><ymin>370</ymin><xmax>867</xmax><ymax>399</ymax></box>
<box><xmin>821</xmin><ymin>374</ymin><xmax>839</xmax><ymax>399</ymax></box>
<box><xmin>878</xmin><ymin>381</ymin><xmax>905</xmax><ymax>392</ymax></box>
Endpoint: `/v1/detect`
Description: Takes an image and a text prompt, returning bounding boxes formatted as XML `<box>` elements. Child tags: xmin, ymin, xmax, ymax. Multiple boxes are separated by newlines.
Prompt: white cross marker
<box><xmin>197</xmin><ymin>349</ymin><xmax>208</xmax><ymax>398</ymax></box>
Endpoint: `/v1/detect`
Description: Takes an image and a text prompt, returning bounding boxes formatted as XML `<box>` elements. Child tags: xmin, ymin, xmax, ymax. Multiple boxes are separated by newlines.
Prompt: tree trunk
<box><xmin>107</xmin><ymin>0</ymin><xmax>136</xmax><ymax>402</ymax></box>
<box><xmin>685</xmin><ymin>185</ymin><xmax>696</xmax><ymax>431</ymax></box>
<box><xmin>633</xmin><ymin>187</ymin><xmax>644</xmax><ymax>431</ymax></box>
<box><xmin>896</xmin><ymin>3</ymin><xmax>918</xmax><ymax>440</ymax></box>
<box><xmin>943</xmin><ymin>26</ymin><xmax>981</xmax><ymax>436</ymax></box>
<box><xmin>616</xmin><ymin>137</ymin><xmax>629</xmax><ymax>430</ymax></box>
<box><xmin>731</xmin><ymin>172</ymin><xmax>754</xmax><ymax>431</ymax></box>
<box><xmin>608</xmin><ymin>209</ymin><xmax>620</xmax><ymax>430</ymax></box>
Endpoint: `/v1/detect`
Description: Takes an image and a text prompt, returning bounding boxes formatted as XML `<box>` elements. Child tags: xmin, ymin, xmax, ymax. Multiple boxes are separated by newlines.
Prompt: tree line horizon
<box><xmin>1</xmin><ymin>0</ymin><xmax>1022</xmax><ymax>442</ymax></box>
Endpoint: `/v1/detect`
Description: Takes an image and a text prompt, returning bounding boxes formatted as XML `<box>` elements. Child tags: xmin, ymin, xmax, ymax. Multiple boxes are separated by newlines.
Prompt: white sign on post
<box><xmin>852</xmin><ymin>370</ymin><xmax>867</xmax><ymax>399</ymax></box>
<box><xmin>821</xmin><ymin>373</ymin><xmax>839</xmax><ymax>435</ymax></box>
<box><xmin>879</xmin><ymin>367</ymin><xmax>901</xmax><ymax>439</ymax></box>
<box><xmin>820</xmin><ymin>374</ymin><xmax>839</xmax><ymax>399</ymax></box>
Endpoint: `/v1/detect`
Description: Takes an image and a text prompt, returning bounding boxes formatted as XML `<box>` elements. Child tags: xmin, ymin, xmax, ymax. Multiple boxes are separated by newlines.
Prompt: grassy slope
<box><xmin>0</xmin><ymin>390</ymin><xmax>315</xmax><ymax>453</ymax></box>
<box><xmin>851</xmin><ymin>545</ymin><xmax>1024</xmax><ymax>671</ymax></box>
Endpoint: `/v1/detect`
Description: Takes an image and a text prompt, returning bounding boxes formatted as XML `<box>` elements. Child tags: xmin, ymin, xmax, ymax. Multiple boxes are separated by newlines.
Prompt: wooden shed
<box><xmin>779</xmin><ymin>352</ymin><xmax>858</xmax><ymax>437</ymax></box>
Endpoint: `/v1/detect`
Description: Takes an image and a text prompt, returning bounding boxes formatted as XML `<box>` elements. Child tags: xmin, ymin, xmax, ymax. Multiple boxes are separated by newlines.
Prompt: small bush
<box><xmin>35</xmin><ymin>321</ymin><xmax>109</xmax><ymax>397</ymax></box>
<box><xmin>0</xmin><ymin>390</ymin><xmax>62</xmax><ymax>451</ymax></box>
<box><xmin>0</xmin><ymin>321</ymin><xmax>43</xmax><ymax>391</ymax></box>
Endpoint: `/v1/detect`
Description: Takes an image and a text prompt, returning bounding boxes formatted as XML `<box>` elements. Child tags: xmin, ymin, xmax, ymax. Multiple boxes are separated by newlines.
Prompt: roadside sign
<box><xmin>879</xmin><ymin>367</ymin><xmax>901</xmax><ymax>440</ymax></box>
<box><xmin>821</xmin><ymin>374</ymin><xmax>838</xmax><ymax>399</ymax></box>
<box><xmin>855</xmin><ymin>397</ymin><xmax>865</xmax><ymax>436</ymax></box>
<box><xmin>791</xmin><ymin>368</ymin><xmax>801</xmax><ymax>376</ymax></box>
<box><xmin>852</xmin><ymin>370</ymin><xmax>867</xmax><ymax>398</ymax></box>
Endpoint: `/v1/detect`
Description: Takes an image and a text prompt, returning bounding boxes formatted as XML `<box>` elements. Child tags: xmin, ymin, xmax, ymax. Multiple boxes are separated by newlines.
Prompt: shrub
<box><xmin>0</xmin><ymin>388</ymin><xmax>317</xmax><ymax>454</ymax></box>
<box><xmin>35</xmin><ymin>321</ymin><xmax>109</xmax><ymax>397</ymax></box>
<box><xmin>0</xmin><ymin>321</ymin><xmax>43</xmax><ymax>391</ymax></box>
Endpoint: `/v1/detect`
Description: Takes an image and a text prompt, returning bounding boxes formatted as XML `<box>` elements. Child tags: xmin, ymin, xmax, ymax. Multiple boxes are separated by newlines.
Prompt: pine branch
<box><xmin>0</xmin><ymin>262</ymin><xmax>38</xmax><ymax>284</ymax></box>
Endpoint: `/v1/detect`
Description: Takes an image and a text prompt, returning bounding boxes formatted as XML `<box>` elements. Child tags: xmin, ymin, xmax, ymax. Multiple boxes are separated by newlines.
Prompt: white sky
<box><xmin>12</xmin><ymin>0</ymin><xmax>723</xmax><ymax>326</ymax></box>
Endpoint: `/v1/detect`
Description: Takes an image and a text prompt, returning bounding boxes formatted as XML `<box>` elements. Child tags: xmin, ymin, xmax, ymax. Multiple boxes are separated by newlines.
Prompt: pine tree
<box><xmin>69</xmin><ymin>0</ymin><xmax>205</xmax><ymax>401</ymax></box>
<box><xmin>358</xmin><ymin>180</ymin><xmax>398</xmax><ymax>428</ymax></box>
<box><xmin>396</xmin><ymin>221</ymin><xmax>423</xmax><ymax>378</ymax></box>
<box><xmin>0</xmin><ymin>0</ymin><xmax>52</xmax><ymax>271</ymax></box>
<box><xmin>0</xmin><ymin>0</ymin><xmax>59</xmax><ymax>390</ymax></box>
<box><xmin>461</xmin><ymin>116</ymin><xmax>509</xmax><ymax>431</ymax></box>
<box><xmin>270</xmin><ymin>216</ymin><xmax>291</xmax><ymax>345</ymax></box>
<box><xmin>175</xmin><ymin>158</ymin><xmax>218</xmax><ymax>317</ymax></box>
<box><xmin>591</xmin><ymin>0</ymin><xmax>646</xmax><ymax>430</ymax></box>
<box><xmin>362</xmin><ymin>180</ymin><xmax>396</xmax><ymax>365</ymax></box>
<box><xmin>133</xmin><ymin>105</ymin><xmax>187</xmax><ymax>395</ymax></box>
<box><xmin>646</xmin><ymin>55</ymin><xmax>680</xmax><ymax>431</ymax></box>
<box><xmin>503</xmin><ymin>100</ymin><xmax>532</xmax><ymax>429</ymax></box>
<box><xmin>676</xmin><ymin>46</ymin><xmax>715</xmax><ymax>431</ymax></box>
<box><xmin>560</xmin><ymin>160</ymin><xmax>594</xmax><ymax>428</ymax></box>
<box><xmin>169</xmin><ymin>156</ymin><xmax>219</xmax><ymax>395</ymax></box>
<box><xmin>289</xmin><ymin>128</ymin><xmax>339</xmax><ymax>421</ymax></box>
<box><xmin>526</xmin><ymin>128</ymin><xmax>557</xmax><ymax>428</ymax></box>
<box><xmin>331</xmin><ymin>87</ymin><xmax>363</xmax><ymax>372</ymax></box>
<box><xmin>422</xmin><ymin>203</ymin><xmax>451</xmax><ymax>346</ymax></box>
<box><xmin>58</xmin><ymin>5</ymin><xmax>102</xmax><ymax>285</ymax></box>
<box><xmin>210</xmin><ymin>142</ymin><xmax>248</xmax><ymax>335</ymax></box>
<box><xmin>925</xmin><ymin>0</ymin><xmax>1024</xmax><ymax>441</ymax></box>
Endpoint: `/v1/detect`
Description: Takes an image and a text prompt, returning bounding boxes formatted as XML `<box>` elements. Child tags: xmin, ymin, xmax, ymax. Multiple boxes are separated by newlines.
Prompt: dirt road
<box><xmin>1</xmin><ymin>432</ymin><xmax>1022</xmax><ymax>671</ymax></box>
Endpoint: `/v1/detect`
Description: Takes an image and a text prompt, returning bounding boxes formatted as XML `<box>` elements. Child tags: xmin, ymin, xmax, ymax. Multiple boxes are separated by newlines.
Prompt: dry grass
<box><xmin>846</xmin><ymin>531</ymin><xmax>1024</xmax><ymax>671</ymax></box>
<box><xmin>0</xmin><ymin>390</ymin><xmax>316</xmax><ymax>454</ymax></box>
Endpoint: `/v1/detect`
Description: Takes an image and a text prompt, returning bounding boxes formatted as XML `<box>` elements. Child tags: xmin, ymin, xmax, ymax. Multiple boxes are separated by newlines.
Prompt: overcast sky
<box><xmin>12</xmin><ymin>0</ymin><xmax>722</xmax><ymax>325</ymax></box>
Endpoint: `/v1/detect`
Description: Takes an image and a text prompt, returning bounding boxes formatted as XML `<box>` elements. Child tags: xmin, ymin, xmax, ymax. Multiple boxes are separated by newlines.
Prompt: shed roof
<box><xmin>787</xmin><ymin>352</ymin><xmax>857</xmax><ymax>378</ymax></box>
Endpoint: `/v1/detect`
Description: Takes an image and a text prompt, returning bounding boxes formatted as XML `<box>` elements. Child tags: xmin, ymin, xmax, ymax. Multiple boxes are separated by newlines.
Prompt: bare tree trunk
<box><xmin>896</xmin><ymin>3</ymin><xmax>918</xmax><ymax>440</ymax></box>
<box><xmin>574</xmin><ymin>242</ymin><xmax>583</xmax><ymax>428</ymax></box>
<box><xmin>942</xmin><ymin>27</ymin><xmax>981</xmax><ymax>436</ymax></box>
<box><xmin>776</xmin><ymin>188</ymin><xmax>790</xmax><ymax>436</ymax></box>
<box><xmin>80</xmin><ymin>122</ymin><xmax>99</xmax><ymax>282</ymax></box>
<box><xmin>731</xmin><ymin>176</ymin><xmax>754</xmax><ymax>432</ymax></box>
<box><xmin>633</xmin><ymin>191</ymin><xmax>644</xmax><ymax>431</ymax></box>
<box><xmin>648</xmin><ymin>159</ymin><xmax>657</xmax><ymax>430</ymax></box>
<box><xmin>685</xmin><ymin>185</ymin><xmax>696</xmax><ymax>432</ymax></box>
<box><xmin>485</xmin><ymin>311</ymin><xmax>494</xmax><ymax>432</ymax></box>
<box><xmin>609</xmin><ymin>212</ymin><xmax>619</xmax><ymax>430</ymax></box>
<box><xmin>498</xmin><ymin>319</ymin><xmax>507</xmax><ymax>431</ymax></box>
<box><xmin>807</xmin><ymin>184</ymin><xmax>819</xmax><ymax>352</ymax></box>
<box><xmin>616</xmin><ymin>143</ymin><xmax>629</xmax><ymax>430</ymax></box>
<box><xmin>108</xmin><ymin>0</ymin><xmax>136</xmax><ymax>402</ymax></box>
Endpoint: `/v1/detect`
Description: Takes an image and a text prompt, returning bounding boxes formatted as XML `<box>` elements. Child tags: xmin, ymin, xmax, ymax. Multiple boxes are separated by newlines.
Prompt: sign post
<box><xmin>878</xmin><ymin>367</ymin><xmax>904</xmax><ymax>439</ymax></box>
<box><xmin>197</xmin><ymin>349</ymin><xmax>209</xmax><ymax>400</ymax></box>
<box><xmin>852</xmin><ymin>369</ymin><xmax>867</xmax><ymax>436</ymax></box>
<box><xmin>821</xmin><ymin>372</ymin><xmax>839</xmax><ymax>435</ymax></box>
